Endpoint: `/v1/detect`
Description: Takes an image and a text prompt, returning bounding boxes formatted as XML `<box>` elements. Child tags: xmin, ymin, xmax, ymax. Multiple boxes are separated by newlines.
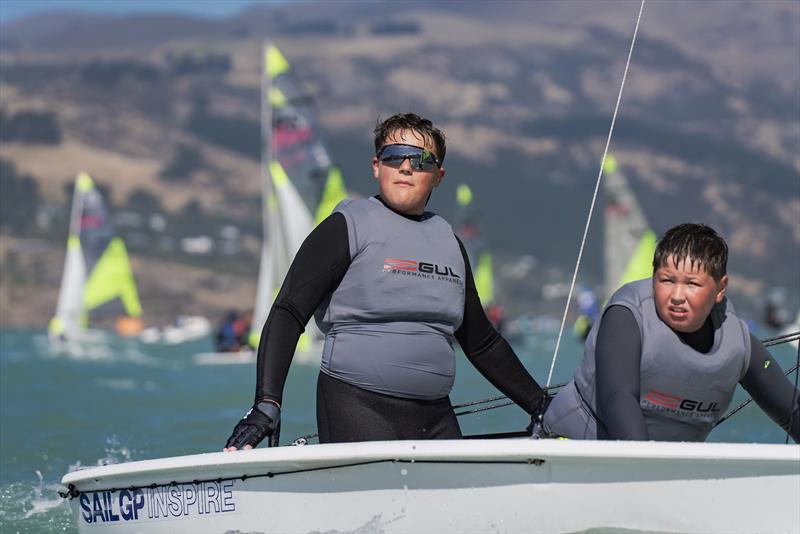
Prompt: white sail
<box><xmin>270</xmin><ymin>161</ymin><xmax>314</xmax><ymax>272</ymax></box>
<box><xmin>602</xmin><ymin>153</ymin><xmax>655</xmax><ymax>297</ymax></box>
<box><xmin>246</xmin><ymin>44</ymin><xmax>327</xmax><ymax>352</ymax></box>
<box><xmin>52</xmin><ymin>236</ymin><xmax>88</xmax><ymax>339</ymax></box>
<box><xmin>575</xmin><ymin>154</ymin><xmax>655</xmax><ymax>339</ymax></box>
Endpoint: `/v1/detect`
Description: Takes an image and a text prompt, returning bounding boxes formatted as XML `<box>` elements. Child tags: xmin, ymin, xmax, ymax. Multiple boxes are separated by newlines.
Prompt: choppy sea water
<box><xmin>0</xmin><ymin>328</ymin><xmax>797</xmax><ymax>533</ymax></box>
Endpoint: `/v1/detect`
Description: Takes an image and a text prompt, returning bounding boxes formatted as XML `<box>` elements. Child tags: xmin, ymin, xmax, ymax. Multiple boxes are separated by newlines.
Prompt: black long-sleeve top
<box><xmin>595</xmin><ymin>305</ymin><xmax>800</xmax><ymax>441</ymax></box>
<box><xmin>254</xmin><ymin>201</ymin><xmax>544</xmax><ymax>415</ymax></box>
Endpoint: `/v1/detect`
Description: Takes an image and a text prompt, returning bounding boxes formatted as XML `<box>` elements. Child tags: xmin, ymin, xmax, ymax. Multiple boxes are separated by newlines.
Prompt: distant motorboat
<box><xmin>139</xmin><ymin>316</ymin><xmax>211</xmax><ymax>345</ymax></box>
<box><xmin>193</xmin><ymin>338</ymin><xmax>322</xmax><ymax>366</ymax></box>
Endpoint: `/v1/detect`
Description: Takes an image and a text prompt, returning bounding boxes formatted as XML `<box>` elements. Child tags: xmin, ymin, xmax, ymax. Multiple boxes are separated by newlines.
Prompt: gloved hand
<box><xmin>527</xmin><ymin>393</ymin><xmax>553</xmax><ymax>439</ymax></box>
<box><xmin>224</xmin><ymin>400</ymin><xmax>281</xmax><ymax>451</ymax></box>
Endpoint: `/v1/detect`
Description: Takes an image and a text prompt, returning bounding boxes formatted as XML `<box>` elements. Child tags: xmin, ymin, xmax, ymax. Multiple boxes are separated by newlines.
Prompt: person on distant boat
<box><xmin>543</xmin><ymin>223</ymin><xmax>799</xmax><ymax>442</ymax></box>
<box><xmin>215</xmin><ymin>310</ymin><xmax>240</xmax><ymax>353</ymax></box>
<box><xmin>573</xmin><ymin>287</ymin><xmax>599</xmax><ymax>342</ymax></box>
<box><xmin>763</xmin><ymin>289</ymin><xmax>790</xmax><ymax>330</ymax></box>
<box><xmin>236</xmin><ymin>311</ymin><xmax>254</xmax><ymax>350</ymax></box>
<box><xmin>485</xmin><ymin>303</ymin><xmax>506</xmax><ymax>334</ymax></box>
<box><xmin>225</xmin><ymin>113</ymin><xmax>549</xmax><ymax>450</ymax></box>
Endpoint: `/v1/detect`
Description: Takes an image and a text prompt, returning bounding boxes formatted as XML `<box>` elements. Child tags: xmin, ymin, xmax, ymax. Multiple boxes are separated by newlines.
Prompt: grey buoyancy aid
<box><xmin>315</xmin><ymin>197</ymin><xmax>466</xmax><ymax>400</ymax></box>
<box><xmin>544</xmin><ymin>278</ymin><xmax>751</xmax><ymax>441</ymax></box>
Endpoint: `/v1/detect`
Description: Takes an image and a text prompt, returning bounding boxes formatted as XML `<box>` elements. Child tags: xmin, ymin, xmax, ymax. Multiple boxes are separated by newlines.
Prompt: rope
<box><xmin>285</xmin><ymin>333</ymin><xmax>798</xmax><ymax>445</ymax></box>
<box><xmin>787</xmin><ymin>338</ymin><xmax>799</xmax><ymax>443</ymax></box>
<box><xmin>455</xmin><ymin>333</ymin><xmax>800</xmax><ymax>417</ymax></box>
<box><xmin>546</xmin><ymin>0</ymin><xmax>646</xmax><ymax>387</ymax></box>
<box><xmin>60</xmin><ymin>458</ymin><xmax>544</xmax><ymax>500</ymax></box>
<box><xmin>714</xmin><ymin>362</ymin><xmax>799</xmax><ymax>428</ymax></box>
<box><xmin>451</xmin><ymin>381</ymin><xmax>568</xmax><ymax>411</ymax></box>
<box><xmin>762</xmin><ymin>330</ymin><xmax>800</xmax><ymax>347</ymax></box>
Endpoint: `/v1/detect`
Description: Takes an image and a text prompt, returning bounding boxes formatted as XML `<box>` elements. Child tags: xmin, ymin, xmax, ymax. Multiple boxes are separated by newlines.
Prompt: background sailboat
<box><xmin>574</xmin><ymin>154</ymin><xmax>656</xmax><ymax>339</ymax></box>
<box><xmin>195</xmin><ymin>44</ymin><xmax>346</xmax><ymax>365</ymax></box>
<box><xmin>48</xmin><ymin>171</ymin><xmax>143</xmax><ymax>347</ymax></box>
<box><xmin>453</xmin><ymin>183</ymin><xmax>504</xmax><ymax>331</ymax></box>
<box><xmin>601</xmin><ymin>153</ymin><xmax>656</xmax><ymax>297</ymax></box>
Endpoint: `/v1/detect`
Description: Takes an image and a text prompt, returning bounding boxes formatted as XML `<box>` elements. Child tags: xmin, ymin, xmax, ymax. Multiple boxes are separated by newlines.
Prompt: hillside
<box><xmin>1</xmin><ymin>0</ymin><xmax>798</xmax><ymax>327</ymax></box>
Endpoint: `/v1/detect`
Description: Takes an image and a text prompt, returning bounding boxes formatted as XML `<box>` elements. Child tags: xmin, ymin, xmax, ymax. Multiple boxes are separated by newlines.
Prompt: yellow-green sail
<box><xmin>603</xmin><ymin>152</ymin><xmax>654</xmax><ymax>296</ymax></box>
<box><xmin>314</xmin><ymin>167</ymin><xmax>347</xmax><ymax>225</ymax></box>
<box><xmin>474</xmin><ymin>251</ymin><xmax>495</xmax><ymax>306</ymax></box>
<box><xmin>615</xmin><ymin>229</ymin><xmax>656</xmax><ymax>291</ymax></box>
<box><xmin>453</xmin><ymin>183</ymin><xmax>495</xmax><ymax>305</ymax></box>
<box><xmin>249</xmin><ymin>43</ymin><xmax>349</xmax><ymax>355</ymax></box>
<box><xmin>82</xmin><ymin>237</ymin><xmax>142</xmax><ymax>317</ymax></box>
<box><xmin>50</xmin><ymin>172</ymin><xmax>142</xmax><ymax>339</ymax></box>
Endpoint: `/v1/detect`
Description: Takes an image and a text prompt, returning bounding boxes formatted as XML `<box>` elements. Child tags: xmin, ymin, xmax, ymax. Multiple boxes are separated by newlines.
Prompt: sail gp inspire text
<box><xmin>80</xmin><ymin>481</ymin><xmax>236</xmax><ymax>524</ymax></box>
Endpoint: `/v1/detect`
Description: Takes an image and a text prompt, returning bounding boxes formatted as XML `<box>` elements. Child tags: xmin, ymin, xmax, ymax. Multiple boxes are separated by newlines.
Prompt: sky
<box><xmin>0</xmin><ymin>0</ymin><xmax>285</xmax><ymax>24</ymax></box>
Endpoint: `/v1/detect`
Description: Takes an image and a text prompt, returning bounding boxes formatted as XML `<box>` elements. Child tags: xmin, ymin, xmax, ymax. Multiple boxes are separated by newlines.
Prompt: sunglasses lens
<box><xmin>378</xmin><ymin>144</ymin><xmax>439</xmax><ymax>171</ymax></box>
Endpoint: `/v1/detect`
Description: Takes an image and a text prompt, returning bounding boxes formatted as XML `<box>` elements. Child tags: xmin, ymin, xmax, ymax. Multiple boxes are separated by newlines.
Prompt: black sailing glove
<box><xmin>527</xmin><ymin>393</ymin><xmax>553</xmax><ymax>439</ymax></box>
<box><xmin>225</xmin><ymin>401</ymin><xmax>281</xmax><ymax>450</ymax></box>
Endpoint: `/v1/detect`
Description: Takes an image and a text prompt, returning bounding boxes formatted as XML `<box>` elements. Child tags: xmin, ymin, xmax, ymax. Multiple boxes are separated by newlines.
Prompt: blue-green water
<box><xmin>0</xmin><ymin>328</ymin><xmax>797</xmax><ymax>533</ymax></box>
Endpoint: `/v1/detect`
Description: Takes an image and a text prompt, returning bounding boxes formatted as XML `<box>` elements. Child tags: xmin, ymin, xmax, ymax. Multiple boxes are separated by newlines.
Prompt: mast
<box><xmin>249</xmin><ymin>42</ymin><xmax>278</xmax><ymax>347</ymax></box>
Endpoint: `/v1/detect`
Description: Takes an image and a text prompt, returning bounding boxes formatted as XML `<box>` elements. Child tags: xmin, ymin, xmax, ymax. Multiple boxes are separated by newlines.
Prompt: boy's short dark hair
<box><xmin>653</xmin><ymin>223</ymin><xmax>728</xmax><ymax>281</ymax></box>
<box><xmin>373</xmin><ymin>113</ymin><xmax>447</xmax><ymax>163</ymax></box>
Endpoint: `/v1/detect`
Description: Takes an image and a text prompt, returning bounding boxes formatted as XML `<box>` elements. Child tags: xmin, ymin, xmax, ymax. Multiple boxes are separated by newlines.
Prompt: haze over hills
<box><xmin>1</xmin><ymin>0</ymin><xmax>798</xmax><ymax>328</ymax></box>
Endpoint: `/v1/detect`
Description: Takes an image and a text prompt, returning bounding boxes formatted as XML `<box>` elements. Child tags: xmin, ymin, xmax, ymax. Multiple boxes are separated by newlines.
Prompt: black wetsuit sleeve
<box><xmin>595</xmin><ymin>305</ymin><xmax>649</xmax><ymax>440</ymax></box>
<box><xmin>452</xmin><ymin>236</ymin><xmax>545</xmax><ymax>415</ymax></box>
<box><xmin>254</xmin><ymin>213</ymin><xmax>351</xmax><ymax>405</ymax></box>
<box><xmin>739</xmin><ymin>334</ymin><xmax>800</xmax><ymax>442</ymax></box>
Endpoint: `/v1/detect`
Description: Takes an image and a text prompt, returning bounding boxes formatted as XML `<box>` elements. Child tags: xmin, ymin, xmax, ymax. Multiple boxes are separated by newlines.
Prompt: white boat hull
<box><xmin>61</xmin><ymin>439</ymin><xmax>800</xmax><ymax>534</ymax></box>
<box><xmin>192</xmin><ymin>350</ymin><xmax>255</xmax><ymax>365</ymax></box>
<box><xmin>193</xmin><ymin>340</ymin><xmax>322</xmax><ymax>366</ymax></box>
<box><xmin>139</xmin><ymin>316</ymin><xmax>212</xmax><ymax>345</ymax></box>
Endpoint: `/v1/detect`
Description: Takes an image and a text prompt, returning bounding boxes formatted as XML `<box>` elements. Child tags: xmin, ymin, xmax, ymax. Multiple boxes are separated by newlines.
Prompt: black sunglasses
<box><xmin>376</xmin><ymin>144</ymin><xmax>441</xmax><ymax>172</ymax></box>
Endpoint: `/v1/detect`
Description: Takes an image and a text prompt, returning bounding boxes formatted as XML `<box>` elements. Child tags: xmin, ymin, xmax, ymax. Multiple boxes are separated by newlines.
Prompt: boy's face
<box><xmin>653</xmin><ymin>255</ymin><xmax>728</xmax><ymax>333</ymax></box>
<box><xmin>372</xmin><ymin>129</ymin><xmax>444</xmax><ymax>216</ymax></box>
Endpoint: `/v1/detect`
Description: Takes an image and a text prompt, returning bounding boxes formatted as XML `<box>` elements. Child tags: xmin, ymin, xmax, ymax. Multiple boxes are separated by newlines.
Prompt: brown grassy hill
<box><xmin>1</xmin><ymin>0</ymin><xmax>798</xmax><ymax>327</ymax></box>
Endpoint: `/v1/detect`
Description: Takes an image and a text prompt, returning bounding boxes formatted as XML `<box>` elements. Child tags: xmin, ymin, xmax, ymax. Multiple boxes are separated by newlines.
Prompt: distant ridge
<box><xmin>0</xmin><ymin>0</ymin><xmax>797</xmax><ymax>326</ymax></box>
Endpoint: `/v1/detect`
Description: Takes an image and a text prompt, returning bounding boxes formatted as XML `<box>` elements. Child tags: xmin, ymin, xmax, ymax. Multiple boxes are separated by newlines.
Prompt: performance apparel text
<box><xmin>383</xmin><ymin>258</ymin><xmax>463</xmax><ymax>285</ymax></box>
<box><xmin>643</xmin><ymin>389</ymin><xmax>721</xmax><ymax>419</ymax></box>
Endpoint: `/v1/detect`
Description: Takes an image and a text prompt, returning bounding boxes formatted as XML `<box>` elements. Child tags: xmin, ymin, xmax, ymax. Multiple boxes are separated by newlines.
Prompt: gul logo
<box><xmin>645</xmin><ymin>390</ymin><xmax>721</xmax><ymax>413</ymax></box>
<box><xmin>383</xmin><ymin>258</ymin><xmax>461</xmax><ymax>278</ymax></box>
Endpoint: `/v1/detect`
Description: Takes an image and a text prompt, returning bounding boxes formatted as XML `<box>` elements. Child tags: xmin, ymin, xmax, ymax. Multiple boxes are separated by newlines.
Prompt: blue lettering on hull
<box><xmin>80</xmin><ymin>481</ymin><xmax>236</xmax><ymax>524</ymax></box>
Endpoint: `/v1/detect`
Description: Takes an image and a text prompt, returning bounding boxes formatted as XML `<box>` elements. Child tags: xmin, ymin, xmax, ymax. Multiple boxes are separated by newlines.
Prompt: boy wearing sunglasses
<box><xmin>225</xmin><ymin>113</ymin><xmax>548</xmax><ymax>449</ymax></box>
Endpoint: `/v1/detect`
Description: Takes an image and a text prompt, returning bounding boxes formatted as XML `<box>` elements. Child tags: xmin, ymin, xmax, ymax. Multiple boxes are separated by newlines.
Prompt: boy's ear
<box><xmin>372</xmin><ymin>156</ymin><xmax>380</xmax><ymax>179</ymax></box>
<box><xmin>715</xmin><ymin>274</ymin><xmax>728</xmax><ymax>303</ymax></box>
<box><xmin>433</xmin><ymin>167</ymin><xmax>445</xmax><ymax>187</ymax></box>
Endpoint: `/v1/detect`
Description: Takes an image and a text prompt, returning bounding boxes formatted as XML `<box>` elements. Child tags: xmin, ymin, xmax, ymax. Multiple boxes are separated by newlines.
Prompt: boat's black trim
<box><xmin>59</xmin><ymin>457</ymin><xmax>547</xmax><ymax>500</ymax></box>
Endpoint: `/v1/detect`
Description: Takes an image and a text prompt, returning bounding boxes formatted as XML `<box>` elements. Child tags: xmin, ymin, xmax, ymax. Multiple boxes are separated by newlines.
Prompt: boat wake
<box><xmin>0</xmin><ymin>476</ymin><xmax>73</xmax><ymax>531</ymax></box>
<box><xmin>31</xmin><ymin>332</ymin><xmax>181</xmax><ymax>368</ymax></box>
<box><xmin>305</xmin><ymin>513</ymin><xmax>405</xmax><ymax>534</ymax></box>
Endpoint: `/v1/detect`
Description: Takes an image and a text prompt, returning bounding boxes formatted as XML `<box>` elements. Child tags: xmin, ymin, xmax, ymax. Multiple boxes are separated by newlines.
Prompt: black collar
<box><xmin>677</xmin><ymin>315</ymin><xmax>715</xmax><ymax>354</ymax></box>
<box><xmin>375</xmin><ymin>195</ymin><xmax>424</xmax><ymax>222</ymax></box>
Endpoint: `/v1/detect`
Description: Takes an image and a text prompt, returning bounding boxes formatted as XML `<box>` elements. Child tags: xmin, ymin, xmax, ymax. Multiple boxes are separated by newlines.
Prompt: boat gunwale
<box><xmin>62</xmin><ymin>438</ymin><xmax>800</xmax><ymax>488</ymax></box>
